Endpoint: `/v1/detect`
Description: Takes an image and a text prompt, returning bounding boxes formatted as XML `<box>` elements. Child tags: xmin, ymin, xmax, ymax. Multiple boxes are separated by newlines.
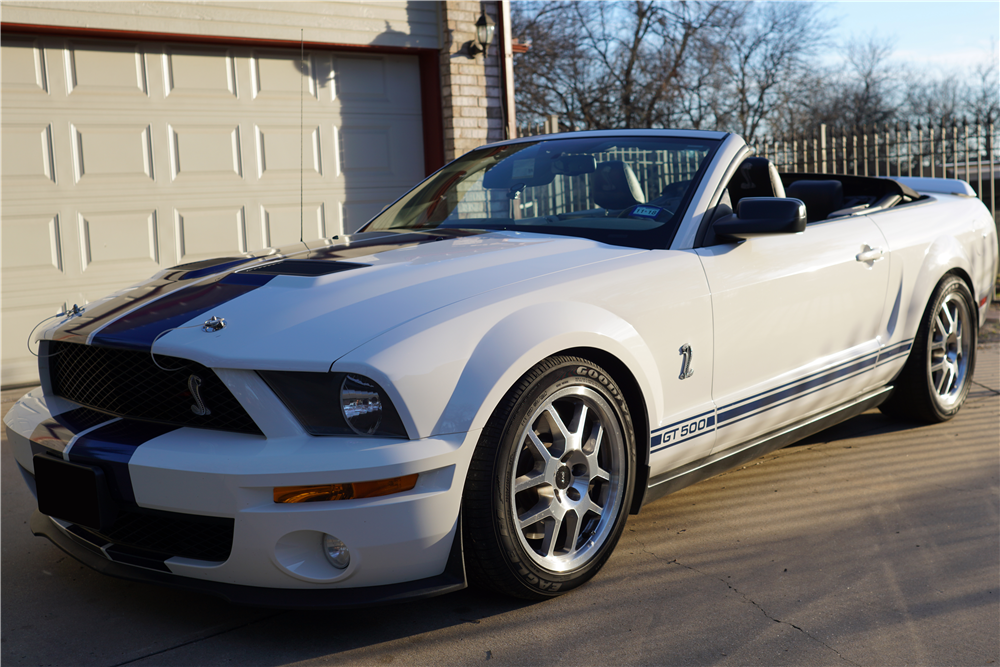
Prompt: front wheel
<box><xmin>879</xmin><ymin>275</ymin><xmax>977</xmax><ymax>422</ymax></box>
<box><xmin>462</xmin><ymin>356</ymin><xmax>635</xmax><ymax>599</ymax></box>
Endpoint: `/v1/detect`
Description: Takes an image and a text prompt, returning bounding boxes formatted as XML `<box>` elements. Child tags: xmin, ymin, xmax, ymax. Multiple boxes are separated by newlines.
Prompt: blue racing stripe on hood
<box><xmin>53</xmin><ymin>258</ymin><xmax>255</xmax><ymax>345</ymax></box>
<box><xmin>51</xmin><ymin>231</ymin><xmax>475</xmax><ymax>351</ymax></box>
<box><xmin>91</xmin><ymin>276</ymin><xmax>276</xmax><ymax>351</ymax></box>
<box><xmin>55</xmin><ymin>277</ymin><xmax>193</xmax><ymax>345</ymax></box>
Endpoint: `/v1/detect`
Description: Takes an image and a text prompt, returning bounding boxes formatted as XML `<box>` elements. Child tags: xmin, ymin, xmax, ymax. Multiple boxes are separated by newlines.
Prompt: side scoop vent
<box><xmin>239</xmin><ymin>260</ymin><xmax>369</xmax><ymax>277</ymax></box>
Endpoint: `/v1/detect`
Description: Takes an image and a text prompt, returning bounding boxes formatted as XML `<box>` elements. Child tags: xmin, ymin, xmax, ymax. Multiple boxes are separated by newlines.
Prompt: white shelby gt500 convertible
<box><xmin>6</xmin><ymin>130</ymin><xmax>997</xmax><ymax>607</ymax></box>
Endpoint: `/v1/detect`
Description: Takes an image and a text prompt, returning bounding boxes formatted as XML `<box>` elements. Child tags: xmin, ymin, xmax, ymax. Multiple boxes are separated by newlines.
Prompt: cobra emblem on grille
<box><xmin>188</xmin><ymin>374</ymin><xmax>211</xmax><ymax>416</ymax></box>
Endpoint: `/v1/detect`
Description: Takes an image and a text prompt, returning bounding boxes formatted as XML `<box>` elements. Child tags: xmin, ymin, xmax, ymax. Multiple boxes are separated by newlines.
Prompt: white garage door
<box><xmin>1</xmin><ymin>36</ymin><xmax>425</xmax><ymax>386</ymax></box>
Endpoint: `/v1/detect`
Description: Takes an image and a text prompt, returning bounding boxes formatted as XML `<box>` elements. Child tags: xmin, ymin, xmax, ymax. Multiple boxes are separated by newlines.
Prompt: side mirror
<box><xmin>713</xmin><ymin>197</ymin><xmax>807</xmax><ymax>240</ymax></box>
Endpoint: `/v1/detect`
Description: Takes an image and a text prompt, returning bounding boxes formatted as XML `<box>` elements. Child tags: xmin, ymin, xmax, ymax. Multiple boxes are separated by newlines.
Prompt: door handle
<box><xmin>856</xmin><ymin>246</ymin><xmax>884</xmax><ymax>263</ymax></box>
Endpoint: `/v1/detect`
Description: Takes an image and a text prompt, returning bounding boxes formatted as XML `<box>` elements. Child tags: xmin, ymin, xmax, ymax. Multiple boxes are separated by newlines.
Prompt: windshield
<box><xmin>362</xmin><ymin>135</ymin><xmax>720</xmax><ymax>249</ymax></box>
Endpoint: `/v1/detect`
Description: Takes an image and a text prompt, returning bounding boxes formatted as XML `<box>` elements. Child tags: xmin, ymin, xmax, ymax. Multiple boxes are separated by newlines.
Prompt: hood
<box><xmin>51</xmin><ymin>230</ymin><xmax>643</xmax><ymax>371</ymax></box>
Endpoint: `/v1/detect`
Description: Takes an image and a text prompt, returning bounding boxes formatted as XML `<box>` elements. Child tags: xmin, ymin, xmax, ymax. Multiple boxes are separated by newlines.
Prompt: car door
<box><xmin>696</xmin><ymin>214</ymin><xmax>890</xmax><ymax>454</ymax></box>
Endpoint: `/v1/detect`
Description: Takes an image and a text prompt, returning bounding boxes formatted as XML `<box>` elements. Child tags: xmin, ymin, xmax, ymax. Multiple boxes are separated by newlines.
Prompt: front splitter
<box><xmin>30</xmin><ymin>510</ymin><xmax>467</xmax><ymax>609</ymax></box>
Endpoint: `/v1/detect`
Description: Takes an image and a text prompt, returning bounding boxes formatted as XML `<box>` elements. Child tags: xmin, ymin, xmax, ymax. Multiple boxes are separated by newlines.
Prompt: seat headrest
<box><xmin>785</xmin><ymin>180</ymin><xmax>844</xmax><ymax>222</ymax></box>
<box><xmin>728</xmin><ymin>157</ymin><xmax>786</xmax><ymax>206</ymax></box>
<box><xmin>594</xmin><ymin>161</ymin><xmax>646</xmax><ymax>210</ymax></box>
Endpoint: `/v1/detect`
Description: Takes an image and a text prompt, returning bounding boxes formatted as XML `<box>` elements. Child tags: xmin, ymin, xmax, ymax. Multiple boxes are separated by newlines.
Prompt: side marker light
<box><xmin>274</xmin><ymin>474</ymin><xmax>418</xmax><ymax>504</ymax></box>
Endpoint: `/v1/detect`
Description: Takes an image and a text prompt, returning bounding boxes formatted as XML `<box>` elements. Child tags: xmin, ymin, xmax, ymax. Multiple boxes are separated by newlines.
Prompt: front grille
<box><xmin>49</xmin><ymin>341</ymin><xmax>262</xmax><ymax>435</ymax></box>
<box><xmin>78</xmin><ymin>507</ymin><xmax>234</xmax><ymax>562</ymax></box>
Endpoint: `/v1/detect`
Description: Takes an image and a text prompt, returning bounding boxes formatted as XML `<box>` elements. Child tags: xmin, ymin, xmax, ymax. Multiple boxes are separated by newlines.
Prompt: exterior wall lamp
<box><xmin>466</xmin><ymin>8</ymin><xmax>496</xmax><ymax>58</ymax></box>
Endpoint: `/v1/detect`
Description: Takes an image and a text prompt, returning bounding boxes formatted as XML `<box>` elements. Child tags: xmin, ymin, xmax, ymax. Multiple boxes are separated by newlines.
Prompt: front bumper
<box><xmin>28</xmin><ymin>509</ymin><xmax>466</xmax><ymax>609</ymax></box>
<box><xmin>6</xmin><ymin>388</ymin><xmax>479</xmax><ymax>606</ymax></box>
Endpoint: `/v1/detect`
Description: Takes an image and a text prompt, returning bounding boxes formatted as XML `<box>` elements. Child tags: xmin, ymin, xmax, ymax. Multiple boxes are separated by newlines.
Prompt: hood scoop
<box><xmin>239</xmin><ymin>259</ymin><xmax>369</xmax><ymax>277</ymax></box>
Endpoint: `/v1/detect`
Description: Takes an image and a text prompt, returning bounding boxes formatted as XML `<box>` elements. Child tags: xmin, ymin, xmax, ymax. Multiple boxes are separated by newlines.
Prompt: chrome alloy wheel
<box><xmin>928</xmin><ymin>291</ymin><xmax>972</xmax><ymax>411</ymax></box>
<box><xmin>509</xmin><ymin>386</ymin><xmax>625</xmax><ymax>573</ymax></box>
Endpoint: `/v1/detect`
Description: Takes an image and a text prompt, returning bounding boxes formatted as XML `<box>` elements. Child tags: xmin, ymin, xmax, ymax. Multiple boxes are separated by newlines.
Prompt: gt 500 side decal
<box><xmin>651</xmin><ymin>409</ymin><xmax>716</xmax><ymax>452</ymax></box>
<box><xmin>649</xmin><ymin>339</ymin><xmax>915</xmax><ymax>451</ymax></box>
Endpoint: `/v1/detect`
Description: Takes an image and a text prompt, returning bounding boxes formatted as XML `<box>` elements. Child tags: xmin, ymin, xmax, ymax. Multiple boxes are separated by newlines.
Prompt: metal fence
<box><xmin>519</xmin><ymin>114</ymin><xmax>563</xmax><ymax>137</ymax></box>
<box><xmin>517</xmin><ymin>117</ymin><xmax>999</xmax><ymax>220</ymax></box>
<box><xmin>752</xmin><ymin>123</ymin><xmax>997</xmax><ymax>220</ymax></box>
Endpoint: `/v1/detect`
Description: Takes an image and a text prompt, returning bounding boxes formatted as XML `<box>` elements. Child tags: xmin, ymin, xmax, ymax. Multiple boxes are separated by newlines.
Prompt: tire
<box><xmin>879</xmin><ymin>275</ymin><xmax>977</xmax><ymax>423</ymax></box>
<box><xmin>462</xmin><ymin>356</ymin><xmax>636</xmax><ymax>599</ymax></box>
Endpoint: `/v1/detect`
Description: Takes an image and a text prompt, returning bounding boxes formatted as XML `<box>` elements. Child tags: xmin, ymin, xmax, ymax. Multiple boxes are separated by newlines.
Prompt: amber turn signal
<box><xmin>273</xmin><ymin>474</ymin><xmax>418</xmax><ymax>504</ymax></box>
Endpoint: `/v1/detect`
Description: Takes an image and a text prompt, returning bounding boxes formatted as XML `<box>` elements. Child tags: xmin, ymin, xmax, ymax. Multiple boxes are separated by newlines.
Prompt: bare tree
<box><xmin>512</xmin><ymin>1</ymin><xmax>733</xmax><ymax>130</ymax></box>
<box><xmin>511</xmin><ymin>1</ymin><xmax>592</xmax><ymax>128</ymax></box>
<box><xmin>967</xmin><ymin>42</ymin><xmax>999</xmax><ymax>126</ymax></box>
<box><xmin>513</xmin><ymin>0</ymin><xmax>831</xmax><ymax>138</ymax></box>
<box><xmin>840</xmin><ymin>35</ymin><xmax>901</xmax><ymax>129</ymax></box>
<box><xmin>771</xmin><ymin>33</ymin><xmax>902</xmax><ymax>137</ymax></box>
<box><xmin>713</xmin><ymin>2</ymin><xmax>831</xmax><ymax>140</ymax></box>
<box><xmin>904</xmin><ymin>77</ymin><xmax>963</xmax><ymax>127</ymax></box>
<box><xmin>513</xmin><ymin>1</ymin><xmax>992</xmax><ymax>149</ymax></box>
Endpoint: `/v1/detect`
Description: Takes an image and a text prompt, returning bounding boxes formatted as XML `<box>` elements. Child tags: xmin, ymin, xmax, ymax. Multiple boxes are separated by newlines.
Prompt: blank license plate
<box><xmin>33</xmin><ymin>454</ymin><xmax>114</xmax><ymax>530</ymax></box>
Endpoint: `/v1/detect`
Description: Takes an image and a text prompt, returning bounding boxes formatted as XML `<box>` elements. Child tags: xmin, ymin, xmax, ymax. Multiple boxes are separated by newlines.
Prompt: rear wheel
<box><xmin>879</xmin><ymin>275</ymin><xmax>977</xmax><ymax>422</ymax></box>
<box><xmin>462</xmin><ymin>356</ymin><xmax>635</xmax><ymax>599</ymax></box>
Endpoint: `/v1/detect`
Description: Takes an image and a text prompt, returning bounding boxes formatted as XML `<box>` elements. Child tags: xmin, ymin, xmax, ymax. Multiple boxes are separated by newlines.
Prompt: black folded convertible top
<box><xmin>779</xmin><ymin>172</ymin><xmax>922</xmax><ymax>202</ymax></box>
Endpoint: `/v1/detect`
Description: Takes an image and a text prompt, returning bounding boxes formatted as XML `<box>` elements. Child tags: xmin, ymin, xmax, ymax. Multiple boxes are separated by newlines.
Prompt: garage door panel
<box><xmin>255</xmin><ymin>125</ymin><xmax>323</xmax><ymax>179</ymax></box>
<box><xmin>66</xmin><ymin>42</ymin><xmax>149</xmax><ymax>97</ymax></box>
<box><xmin>335</xmin><ymin>55</ymin><xmax>420</xmax><ymax>110</ymax></box>
<box><xmin>337</xmin><ymin>117</ymin><xmax>424</xmax><ymax>184</ymax></box>
<box><xmin>2</xmin><ymin>39</ymin><xmax>49</xmax><ymax>95</ymax></box>
<box><xmin>252</xmin><ymin>51</ymin><xmax>317</xmax><ymax>101</ymax></box>
<box><xmin>338</xmin><ymin>124</ymin><xmax>391</xmax><ymax>176</ymax></box>
<box><xmin>2</xmin><ymin>36</ymin><xmax>425</xmax><ymax>386</ymax></box>
<box><xmin>163</xmin><ymin>49</ymin><xmax>238</xmax><ymax>99</ymax></box>
<box><xmin>261</xmin><ymin>203</ymin><xmax>327</xmax><ymax>248</ymax></box>
<box><xmin>335</xmin><ymin>56</ymin><xmax>389</xmax><ymax>101</ymax></box>
<box><xmin>71</xmin><ymin>124</ymin><xmax>154</xmax><ymax>183</ymax></box>
<box><xmin>175</xmin><ymin>206</ymin><xmax>248</xmax><ymax>263</ymax></box>
<box><xmin>78</xmin><ymin>210</ymin><xmax>159</xmax><ymax>274</ymax></box>
<box><xmin>312</xmin><ymin>54</ymin><xmax>336</xmax><ymax>101</ymax></box>
<box><xmin>1</xmin><ymin>214</ymin><xmax>64</xmax><ymax>273</ymax></box>
<box><xmin>169</xmin><ymin>125</ymin><xmax>244</xmax><ymax>180</ymax></box>
<box><xmin>2</xmin><ymin>124</ymin><xmax>56</xmax><ymax>183</ymax></box>
<box><xmin>4</xmin><ymin>304</ymin><xmax>67</xmax><ymax>373</ymax></box>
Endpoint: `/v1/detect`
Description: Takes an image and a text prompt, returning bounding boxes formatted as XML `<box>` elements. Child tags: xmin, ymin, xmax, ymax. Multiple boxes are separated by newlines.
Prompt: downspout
<box><xmin>497</xmin><ymin>0</ymin><xmax>516</xmax><ymax>139</ymax></box>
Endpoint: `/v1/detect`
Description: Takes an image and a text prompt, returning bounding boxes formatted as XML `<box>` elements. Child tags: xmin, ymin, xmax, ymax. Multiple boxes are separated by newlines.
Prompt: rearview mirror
<box><xmin>551</xmin><ymin>155</ymin><xmax>596</xmax><ymax>176</ymax></box>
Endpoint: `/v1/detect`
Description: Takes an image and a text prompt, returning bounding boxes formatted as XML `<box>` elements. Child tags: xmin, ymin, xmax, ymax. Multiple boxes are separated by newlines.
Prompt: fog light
<box><xmin>323</xmin><ymin>534</ymin><xmax>351</xmax><ymax>569</ymax></box>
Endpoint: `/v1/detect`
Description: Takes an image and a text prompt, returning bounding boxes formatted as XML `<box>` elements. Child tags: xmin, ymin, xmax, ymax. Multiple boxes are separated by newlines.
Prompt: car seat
<box><xmin>593</xmin><ymin>161</ymin><xmax>646</xmax><ymax>209</ymax></box>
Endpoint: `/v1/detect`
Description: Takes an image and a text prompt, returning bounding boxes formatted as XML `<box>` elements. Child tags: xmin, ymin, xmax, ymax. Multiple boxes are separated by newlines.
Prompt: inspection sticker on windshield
<box><xmin>630</xmin><ymin>205</ymin><xmax>662</xmax><ymax>218</ymax></box>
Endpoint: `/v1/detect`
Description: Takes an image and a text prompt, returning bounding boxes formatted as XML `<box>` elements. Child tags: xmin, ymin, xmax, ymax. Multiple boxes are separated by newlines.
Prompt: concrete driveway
<box><xmin>3</xmin><ymin>342</ymin><xmax>997</xmax><ymax>666</ymax></box>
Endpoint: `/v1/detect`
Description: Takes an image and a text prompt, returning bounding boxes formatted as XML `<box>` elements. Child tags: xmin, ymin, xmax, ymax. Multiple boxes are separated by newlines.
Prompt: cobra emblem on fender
<box><xmin>188</xmin><ymin>375</ymin><xmax>211</xmax><ymax>416</ymax></box>
<box><xmin>678</xmin><ymin>344</ymin><xmax>695</xmax><ymax>380</ymax></box>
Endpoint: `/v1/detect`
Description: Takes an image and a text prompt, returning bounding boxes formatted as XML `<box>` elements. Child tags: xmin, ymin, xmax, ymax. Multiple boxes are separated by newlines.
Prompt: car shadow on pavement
<box><xmin>791</xmin><ymin>410</ymin><xmax>916</xmax><ymax>448</ymax></box>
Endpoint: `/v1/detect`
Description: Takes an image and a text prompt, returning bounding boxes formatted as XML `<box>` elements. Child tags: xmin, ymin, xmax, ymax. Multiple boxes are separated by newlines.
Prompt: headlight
<box><xmin>340</xmin><ymin>374</ymin><xmax>384</xmax><ymax>435</ymax></box>
<box><xmin>259</xmin><ymin>371</ymin><xmax>407</xmax><ymax>438</ymax></box>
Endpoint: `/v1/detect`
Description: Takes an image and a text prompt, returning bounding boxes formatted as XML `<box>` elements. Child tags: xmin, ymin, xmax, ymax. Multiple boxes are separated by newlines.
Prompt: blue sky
<box><xmin>820</xmin><ymin>1</ymin><xmax>999</xmax><ymax>78</ymax></box>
